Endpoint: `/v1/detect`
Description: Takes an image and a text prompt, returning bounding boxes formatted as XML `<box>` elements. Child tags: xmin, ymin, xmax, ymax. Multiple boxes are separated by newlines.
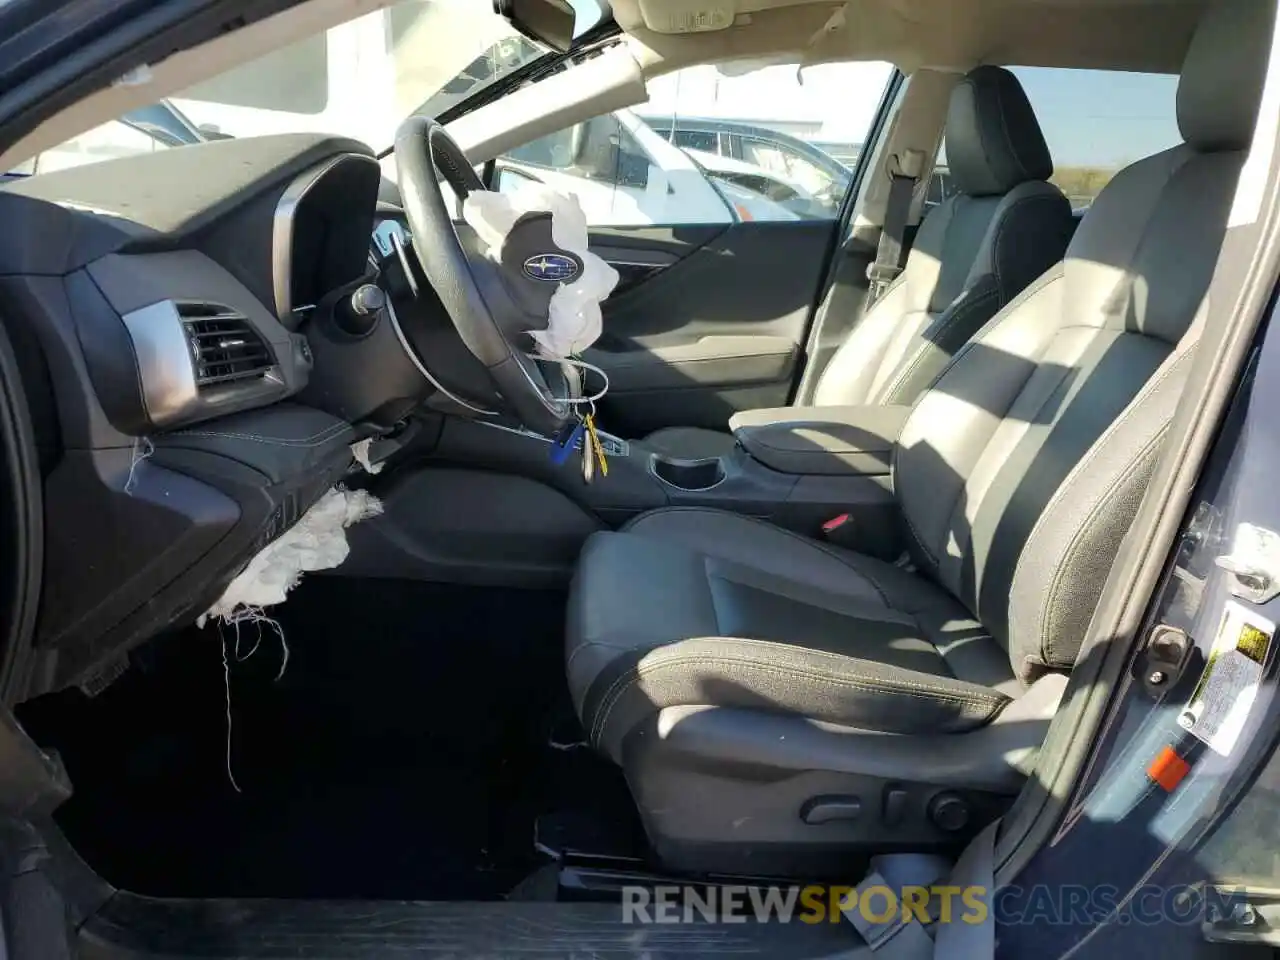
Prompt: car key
<box><xmin>549</xmin><ymin>418</ymin><xmax>585</xmax><ymax>466</ymax></box>
<box><xmin>584</xmin><ymin>414</ymin><xmax>608</xmax><ymax>478</ymax></box>
<box><xmin>581</xmin><ymin>429</ymin><xmax>595</xmax><ymax>484</ymax></box>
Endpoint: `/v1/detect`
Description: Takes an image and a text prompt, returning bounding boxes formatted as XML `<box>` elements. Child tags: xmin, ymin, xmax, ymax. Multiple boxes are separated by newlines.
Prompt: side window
<box><xmin>922</xmin><ymin>168</ymin><xmax>959</xmax><ymax>213</ymax></box>
<box><xmin>738</xmin><ymin>135</ymin><xmax>850</xmax><ymax>215</ymax></box>
<box><xmin>21</xmin><ymin>121</ymin><xmax>169</xmax><ymax>175</ymax></box>
<box><xmin>495</xmin><ymin>59</ymin><xmax>893</xmax><ymax>227</ymax></box>
<box><xmin>503</xmin><ymin>114</ymin><xmax>651</xmax><ymax>185</ymax></box>
<box><xmin>929</xmin><ymin>67</ymin><xmax>1179</xmax><ymax>214</ymax></box>
<box><xmin>672</xmin><ymin>129</ymin><xmax>720</xmax><ymax>154</ymax></box>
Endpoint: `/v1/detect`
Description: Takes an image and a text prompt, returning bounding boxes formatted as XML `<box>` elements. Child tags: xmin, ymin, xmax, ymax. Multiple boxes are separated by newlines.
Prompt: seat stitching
<box><xmin>591</xmin><ymin>657</ymin><xmax>1008</xmax><ymax>744</ymax></box>
<box><xmin>173</xmin><ymin>422</ymin><xmax>348</xmax><ymax>442</ymax></box>
<box><xmin>1039</xmin><ymin>425</ymin><xmax>1169</xmax><ymax>666</ymax></box>
<box><xmin>566</xmin><ymin>637</ymin><xmax>651</xmax><ymax>673</ymax></box>
<box><xmin>590</xmin><ymin>653</ymin><xmax>1008</xmax><ymax>744</ymax></box>
<box><xmin>901</xmin><ymin>508</ymin><xmax>938</xmax><ymax>567</ymax></box>
<box><xmin>621</xmin><ymin>508</ymin><xmax>893</xmax><ymax>606</ymax></box>
<box><xmin>880</xmin><ymin>287</ymin><xmax>999</xmax><ymax>404</ymax></box>
<box><xmin>1015</xmin><ymin>348</ymin><xmax>1191</xmax><ymax>594</ymax></box>
<box><xmin>170</xmin><ymin>422</ymin><xmax>351</xmax><ymax>446</ymax></box>
<box><xmin>588</xmin><ymin>636</ymin><xmax>1010</xmax><ymax>743</ymax></box>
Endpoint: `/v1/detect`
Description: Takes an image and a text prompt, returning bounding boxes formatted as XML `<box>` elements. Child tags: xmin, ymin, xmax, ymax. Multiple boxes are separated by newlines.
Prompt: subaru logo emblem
<box><xmin>522</xmin><ymin>253</ymin><xmax>580</xmax><ymax>283</ymax></box>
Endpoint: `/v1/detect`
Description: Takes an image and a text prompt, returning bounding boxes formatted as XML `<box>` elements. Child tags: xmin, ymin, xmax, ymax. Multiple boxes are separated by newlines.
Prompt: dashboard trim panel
<box><xmin>120</xmin><ymin>300</ymin><xmax>200</xmax><ymax>426</ymax></box>
<box><xmin>271</xmin><ymin>152</ymin><xmax>381</xmax><ymax>322</ymax></box>
<box><xmin>120</xmin><ymin>297</ymin><xmax>289</xmax><ymax>429</ymax></box>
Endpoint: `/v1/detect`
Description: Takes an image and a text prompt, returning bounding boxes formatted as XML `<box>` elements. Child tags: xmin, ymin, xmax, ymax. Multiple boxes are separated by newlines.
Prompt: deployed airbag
<box><xmin>462</xmin><ymin>184</ymin><xmax>618</xmax><ymax>359</ymax></box>
<box><xmin>199</xmin><ymin>487</ymin><xmax>382</xmax><ymax>625</ymax></box>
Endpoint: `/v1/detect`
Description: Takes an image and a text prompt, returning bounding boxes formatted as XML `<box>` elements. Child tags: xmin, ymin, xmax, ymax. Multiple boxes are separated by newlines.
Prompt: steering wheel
<box><xmin>393</xmin><ymin>116</ymin><xmax>573</xmax><ymax>436</ymax></box>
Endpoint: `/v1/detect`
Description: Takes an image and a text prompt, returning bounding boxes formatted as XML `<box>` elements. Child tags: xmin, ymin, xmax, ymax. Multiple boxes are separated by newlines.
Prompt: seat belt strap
<box><xmin>867</xmin><ymin>148</ymin><xmax>925</xmax><ymax>303</ymax></box>
<box><xmin>843</xmin><ymin>819</ymin><xmax>999</xmax><ymax>959</ymax></box>
<box><xmin>932</xmin><ymin>819</ymin><xmax>998</xmax><ymax>960</ymax></box>
<box><xmin>842</xmin><ymin>853</ymin><xmax>949</xmax><ymax>956</ymax></box>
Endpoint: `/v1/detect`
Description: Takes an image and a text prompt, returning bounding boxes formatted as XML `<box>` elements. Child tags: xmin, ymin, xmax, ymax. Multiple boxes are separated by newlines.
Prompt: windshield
<box><xmin>166</xmin><ymin>0</ymin><xmax>565</xmax><ymax>149</ymax></box>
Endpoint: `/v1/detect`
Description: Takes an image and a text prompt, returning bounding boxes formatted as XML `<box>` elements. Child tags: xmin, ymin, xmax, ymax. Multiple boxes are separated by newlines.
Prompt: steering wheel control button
<box><xmin>336</xmin><ymin>284</ymin><xmax>385</xmax><ymax>337</ymax></box>
<box><xmin>800</xmin><ymin>796</ymin><xmax>862</xmax><ymax>825</ymax></box>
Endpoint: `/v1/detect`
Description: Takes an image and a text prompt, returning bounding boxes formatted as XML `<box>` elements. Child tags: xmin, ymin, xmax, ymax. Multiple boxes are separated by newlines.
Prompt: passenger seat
<box><xmin>643</xmin><ymin>66</ymin><xmax>1076</xmax><ymax>460</ymax></box>
<box><xmin>568</xmin><ymin>0</ymin><xmax>1271</xmax><ymax>877</ymax></box>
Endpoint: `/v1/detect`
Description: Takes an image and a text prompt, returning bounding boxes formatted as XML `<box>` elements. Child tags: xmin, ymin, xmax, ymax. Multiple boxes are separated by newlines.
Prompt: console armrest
<box><xmin>729</xmin><ymin>405</ymin><xmax>911</xmax><ymax>476</ymax></box>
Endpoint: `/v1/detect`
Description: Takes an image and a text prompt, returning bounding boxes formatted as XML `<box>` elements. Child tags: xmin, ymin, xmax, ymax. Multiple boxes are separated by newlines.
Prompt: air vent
<box><xmin>178</xmin><ymin>303</ymin><xmax>273</xmax><ymax>390</ymax></box>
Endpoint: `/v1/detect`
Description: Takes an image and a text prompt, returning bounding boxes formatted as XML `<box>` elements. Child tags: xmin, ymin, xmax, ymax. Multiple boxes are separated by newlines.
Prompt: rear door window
<box><xmin>1012</xmin><ymin>67</ymin><xmax>1180</xmax><ymax>209</ymax></box>
<box><xmin>931</xmin><ymin>67</ymin><xmax>1179</xmax><ymax>212</ymax></box>
<box><xmin>671</xmin><ymin>129</ymin><xmax>721</xmax><ymax>153</ymax></box>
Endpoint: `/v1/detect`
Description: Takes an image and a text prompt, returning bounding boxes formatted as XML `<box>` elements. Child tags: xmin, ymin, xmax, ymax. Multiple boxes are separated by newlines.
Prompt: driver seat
<box><xmin>566</xmin><ymin>0</ymin><xmax>1269</xmax><ymax>877</ymax></box>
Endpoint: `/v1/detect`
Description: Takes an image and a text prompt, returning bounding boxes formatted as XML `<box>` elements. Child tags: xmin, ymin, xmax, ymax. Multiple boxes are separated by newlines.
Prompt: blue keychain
<box><xmin>549</xmin><ymin>419</ymin><xmax>585</xmax><ymax>466</ymax></box>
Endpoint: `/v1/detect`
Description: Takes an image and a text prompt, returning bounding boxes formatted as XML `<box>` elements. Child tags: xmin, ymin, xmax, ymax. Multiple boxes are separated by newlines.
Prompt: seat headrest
<box><xmin>1178</xmin><ymin>0</ymin><xmax>1273</xmax><ymax>152</ymax></box>
<box><xmin>945</xmin><ymin>66</ymin><xmax>1053</xmax><ymax>197</ymax></box>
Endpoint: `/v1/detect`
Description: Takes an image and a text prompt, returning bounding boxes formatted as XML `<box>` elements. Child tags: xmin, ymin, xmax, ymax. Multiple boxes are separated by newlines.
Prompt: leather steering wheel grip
<box><xmin>392</xmin><ymin>116</ymin><xmax>570</xmax><ymax>436</ymax></box>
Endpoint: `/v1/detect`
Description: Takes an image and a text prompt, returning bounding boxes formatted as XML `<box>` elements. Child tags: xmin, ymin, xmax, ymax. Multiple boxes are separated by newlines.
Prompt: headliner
<box><xmin>619</xmin><ymin>0</ymin><xmax>1207</xmax><ymax>74</ymax></box>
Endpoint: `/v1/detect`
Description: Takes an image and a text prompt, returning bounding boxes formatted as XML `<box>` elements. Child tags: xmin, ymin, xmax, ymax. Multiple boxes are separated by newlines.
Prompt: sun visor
<box><xmin>462</xmin><ymin>184</ymin><xmax>619</xmax><ymax>359</ymax></box>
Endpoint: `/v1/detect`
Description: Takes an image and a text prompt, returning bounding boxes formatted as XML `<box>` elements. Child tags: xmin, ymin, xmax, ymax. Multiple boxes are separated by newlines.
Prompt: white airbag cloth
<box><xmin>462</xmin><ymin>183</ymin><xmax>618</xmax><ymax>359</ymax></box>
<box><xmin>199</xmin><ymin>487</ymin><xmax>383</xmax><ymax>626</ymax></box>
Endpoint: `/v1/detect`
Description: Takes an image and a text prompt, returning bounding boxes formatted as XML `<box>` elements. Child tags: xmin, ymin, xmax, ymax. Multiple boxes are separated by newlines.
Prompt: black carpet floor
<box><xmin>17</xmin><ymin>577</ymin><xmax>644</xmax><ymax>901</ymax></box>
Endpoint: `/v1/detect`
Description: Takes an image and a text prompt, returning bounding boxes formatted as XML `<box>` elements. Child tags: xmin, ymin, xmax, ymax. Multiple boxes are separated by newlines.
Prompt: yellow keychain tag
<box><xmin>584</xmin><ymin>414</ymin><xmax>609</xmax><ymax>478</ymax></box>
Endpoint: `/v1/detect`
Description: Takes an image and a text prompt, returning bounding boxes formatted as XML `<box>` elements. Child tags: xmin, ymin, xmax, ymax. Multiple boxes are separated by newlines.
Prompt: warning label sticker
<box><xmin>1178</xmin><ymin>601</ymin><xmax>1273</xmax><ymax>756</ymax></box>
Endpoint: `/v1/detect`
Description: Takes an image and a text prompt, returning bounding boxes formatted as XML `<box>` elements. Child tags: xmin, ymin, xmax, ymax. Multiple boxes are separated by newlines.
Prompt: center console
<box><xmin>342</xmin><ymin>404</ymin><xmax>915</xmax><ymax>587</ymax></box>
<box><xmin>637</xmin><ymin>405</ymin><xmax>910</xmax><ymax>557</ymax></box>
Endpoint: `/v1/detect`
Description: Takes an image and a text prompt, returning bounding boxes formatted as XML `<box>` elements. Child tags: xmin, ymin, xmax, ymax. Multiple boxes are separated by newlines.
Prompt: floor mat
<box><xmin>18</xmin><ymin>577</ymin><xmax>643</xmax><ymax>900</ymax></box>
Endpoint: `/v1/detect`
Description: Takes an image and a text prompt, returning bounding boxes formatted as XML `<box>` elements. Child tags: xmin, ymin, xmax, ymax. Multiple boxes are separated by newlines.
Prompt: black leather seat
<box><xmin>567</xmin><ymin>0</ymin><xmax>1271</xmax><ymax>876</ymax></box>
<box><xmin>642</xmin><ymin>65</ymin><xmax>1076</xmax><ymax>460</ymax></box>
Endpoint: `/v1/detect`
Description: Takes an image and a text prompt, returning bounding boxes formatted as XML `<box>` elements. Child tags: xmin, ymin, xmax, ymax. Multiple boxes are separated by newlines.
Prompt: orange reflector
<box><xmin>1148</xmin><ymin>746</ymin><xmax>1190</xmax><ymax>791</ymax></box>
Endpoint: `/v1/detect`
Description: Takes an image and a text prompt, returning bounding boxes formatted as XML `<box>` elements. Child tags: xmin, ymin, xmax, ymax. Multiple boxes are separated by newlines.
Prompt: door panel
<box><xmin>589</xmin><ymin>224</ymin><xmax>724</xmax><ymax>293</ymax></box>
<box><xmin>586</xmin><ymin>220</ymin><xmax>834</xmax><ymax>438</ymax></box>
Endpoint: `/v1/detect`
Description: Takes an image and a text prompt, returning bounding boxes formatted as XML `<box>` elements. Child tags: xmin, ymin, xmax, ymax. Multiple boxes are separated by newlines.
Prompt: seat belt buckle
<box><xmin>821</xmin><ymin>512</ymin><xmax>862</xmax><ymax>549</ymax></box>
<box><xmin>866</xmin><ymin>262</ymin><xmax>902</xmax><ymax>300</ymax></box>
<box><xmin>867</xmin><ymin>263</ymin><xmax>902</xmax><ymax>285</ymax></box>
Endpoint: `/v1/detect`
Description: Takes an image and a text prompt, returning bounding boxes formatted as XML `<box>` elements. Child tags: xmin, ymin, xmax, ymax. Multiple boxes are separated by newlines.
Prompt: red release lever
<box><xmin>822</xmin><ymin>513</ymin><xmax>853</xmax><ymax>534</ymax></box>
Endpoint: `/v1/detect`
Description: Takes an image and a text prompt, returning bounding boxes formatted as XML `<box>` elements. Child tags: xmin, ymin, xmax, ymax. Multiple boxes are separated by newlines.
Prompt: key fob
<box><xmin>550</xmin><ymin>420</ymin><xmax>585</xmax><ymax>466</ymax></box>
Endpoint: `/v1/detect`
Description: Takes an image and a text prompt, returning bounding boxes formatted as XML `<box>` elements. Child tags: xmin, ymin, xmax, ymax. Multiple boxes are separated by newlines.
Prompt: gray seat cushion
<box><xmin>568</xmin><ymin>508</ymin><xmax>1017</xmax><ymax>762</ymax></box>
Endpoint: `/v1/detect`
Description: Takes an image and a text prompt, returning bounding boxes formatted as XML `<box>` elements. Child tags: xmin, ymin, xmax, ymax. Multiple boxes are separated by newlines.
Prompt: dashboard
<box><xmin>0</xmin><ymin>134</ymin><xmax>439</xmax><ymax>699</ymax></box>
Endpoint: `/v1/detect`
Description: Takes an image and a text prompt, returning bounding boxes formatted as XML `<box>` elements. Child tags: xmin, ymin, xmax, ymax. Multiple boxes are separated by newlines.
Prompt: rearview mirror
<box><xmin>493</xmin><ymin>0</ymin><xmax>575</xmax><ymax>53</ymax></box>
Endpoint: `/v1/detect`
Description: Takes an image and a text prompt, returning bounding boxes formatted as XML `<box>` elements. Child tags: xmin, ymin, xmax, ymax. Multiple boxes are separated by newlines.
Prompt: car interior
<box><xmin>0</xmin><ymin>0</ymin><xmax>1274</xmax><ymax>951</ymax></box>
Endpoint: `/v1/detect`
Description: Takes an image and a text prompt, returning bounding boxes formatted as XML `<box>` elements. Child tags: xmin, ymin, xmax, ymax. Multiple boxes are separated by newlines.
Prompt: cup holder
<box><xmin>650</xmin><ymin>454</ymin><xmax>726</xmax><ymax>492</ymax></box>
